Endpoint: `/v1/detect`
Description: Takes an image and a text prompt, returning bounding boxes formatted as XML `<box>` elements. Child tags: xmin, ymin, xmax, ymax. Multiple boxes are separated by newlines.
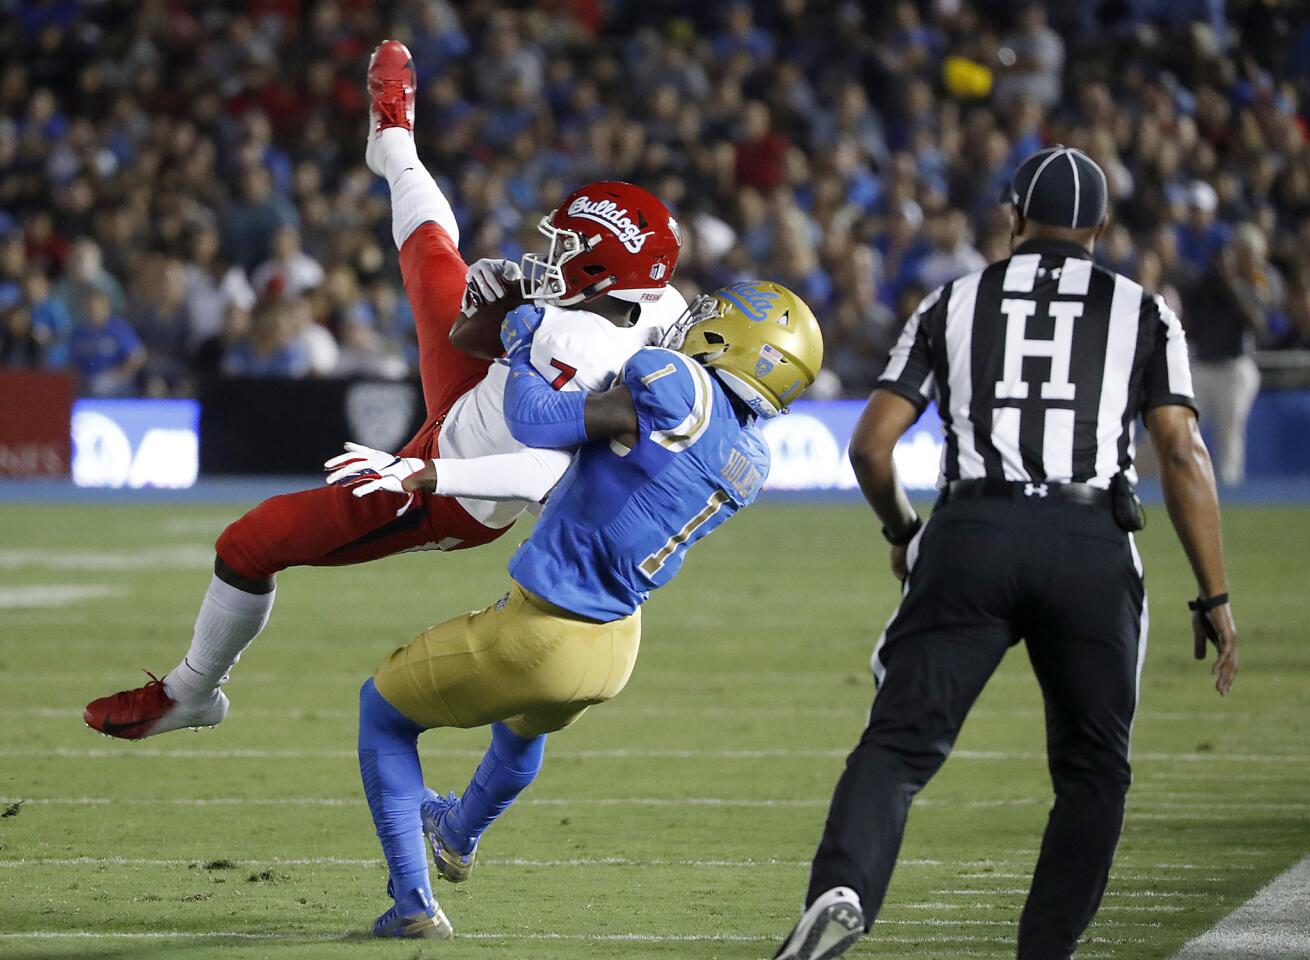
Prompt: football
<box><xmin>455</xmin><ymin>285</ymin><xmax>530</xmax><ymax>358</ymax></box>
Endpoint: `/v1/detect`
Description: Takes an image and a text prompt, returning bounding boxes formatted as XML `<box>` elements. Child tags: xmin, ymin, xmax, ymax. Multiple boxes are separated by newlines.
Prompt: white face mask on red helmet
<box><xmin>520</xmin><ymin>181</ymin><xmax>682</xmax><ymax>307</ymax></box>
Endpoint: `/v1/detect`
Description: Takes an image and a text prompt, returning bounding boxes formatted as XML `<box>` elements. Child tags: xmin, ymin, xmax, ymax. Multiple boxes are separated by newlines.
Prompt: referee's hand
<box><xmin>890</xmin><ymin>544</ymin><xmax>908</xmax><ymax>582</ymax></box>
<box><xmin>1192</xmin><ymin>602</ymin><xmax>1238</xmax><ymax>696</ymax></box>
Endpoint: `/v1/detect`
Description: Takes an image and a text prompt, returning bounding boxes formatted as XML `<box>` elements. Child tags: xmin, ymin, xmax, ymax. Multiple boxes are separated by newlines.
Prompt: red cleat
<box><xmin>367</xmin><ymin>40</ymin><xmax>416</xmax><ymax>136</ymax></box>
<box><xmin>84</xmin><ymin>671</ymin><xmax>228</xmax><ymax>740</ymax></box>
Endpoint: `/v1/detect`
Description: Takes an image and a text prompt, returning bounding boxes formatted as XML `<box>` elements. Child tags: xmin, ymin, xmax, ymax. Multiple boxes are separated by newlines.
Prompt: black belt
<box><xmin>938</xmin><ymin>478</ymin><xmax>1111</xmax><ymax>508</ymax></box>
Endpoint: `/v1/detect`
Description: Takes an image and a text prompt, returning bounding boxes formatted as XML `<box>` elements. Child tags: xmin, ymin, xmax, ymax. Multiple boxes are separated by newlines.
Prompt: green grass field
<box><xmin>1</xmin><ymin>499</ymin><xmax>1307</xmax><ymax>960</ymax></box>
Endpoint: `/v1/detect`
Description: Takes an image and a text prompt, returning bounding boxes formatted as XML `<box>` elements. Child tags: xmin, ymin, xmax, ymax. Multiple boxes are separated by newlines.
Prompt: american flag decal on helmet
<box><xmin>756</xmin><ymin>342</ymin><xmax>784</xmax><ymax>377</ymax></box>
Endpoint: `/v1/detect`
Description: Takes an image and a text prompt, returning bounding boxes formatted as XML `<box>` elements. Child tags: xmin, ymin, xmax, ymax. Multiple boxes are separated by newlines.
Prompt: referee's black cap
<box><xmin>1000</xmin><ymin>146</ymin><xmax>1108</xmax><ymax>229</ymax></box>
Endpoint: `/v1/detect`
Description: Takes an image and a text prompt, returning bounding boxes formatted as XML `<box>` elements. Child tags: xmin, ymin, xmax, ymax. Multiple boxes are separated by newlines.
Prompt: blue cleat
<box><xmin>370</xmin><ymin>884</ymin><xmax>453</xmax><ymax>940</ymax></box>
<box><xmin>421</xmin><ymin>788</ymin><xmax>478</xmax><ymax>883</ymax></box>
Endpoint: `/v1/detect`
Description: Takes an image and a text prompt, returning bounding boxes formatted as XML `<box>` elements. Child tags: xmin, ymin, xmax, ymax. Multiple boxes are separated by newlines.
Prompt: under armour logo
<box><xmin>1024</xmin><ymin>483</ymin><xmax>1049</xmax><ymax>498</ymax></box>
<box><xmin>832</xmin><ymin>906</ymin><xmax>860</xmax><ymax>929</ymax></box>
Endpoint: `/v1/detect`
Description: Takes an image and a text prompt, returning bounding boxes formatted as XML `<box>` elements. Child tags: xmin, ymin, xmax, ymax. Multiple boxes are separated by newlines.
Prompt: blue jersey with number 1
<box><xmin>509</xmin><ymin>347</ymin><xmax>771</xmax><ymax>621</ymax></box>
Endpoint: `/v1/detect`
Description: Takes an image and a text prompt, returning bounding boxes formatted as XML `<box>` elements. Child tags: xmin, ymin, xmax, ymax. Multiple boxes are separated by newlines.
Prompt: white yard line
<box><xmin>1127</xmin><ymin>812</ymin><xmax>1292</xmax><ymax>822</ymax></box>
<box><xmin>0</xmin><ymin>667</ymin><xmax>1226</xmax><ymax>691</ymax></box>
<box><xmin>7</xmin><ymin>671</ymin><xmax>859</xmax><ymax>686</ymax></box>
<box><xmin>0</xmin><ymin>790</ymin><xmax>1299</xmax><ymax>818</ymax></box>
<box><xmin>0</xmin><ymin>855</ymin><xmax>813</xmax><ymax>869</ymax></box>
<box><xmin>1172</xmin><ymin>855</ymin><xmax>1310</xmax><ymax>959</ymax></box>
<box><xmin>4</xmin><ymin>744</ymin><xmax>1305</xmax><ymax>768</ymax></box>
<box><xmin>0</xmin><ymin>794</ymin><xmax>827</xmax><ymax>809</ymax></box>
<box><xmin>953</xmin><ymin>749</ymin><xmax>1309</xmax><ymax>765</ymax></box>
<box><xmin>0</xmin><ymin>546</ymin><xmax>213</xmax><ymax>571</ymax></box>
<box><xmin>0</xmin><ymin>704</ymin><xmax>1256</xmax><ymax>722</ymax></box>
<box><xmin>941</xmin><ymin>889</ymin><xmax>1208</xmax><ymax>899</ymax></box>
<box><xmin>1140</xmin><ymin>771</ymin><xmax>1307</xmax><ymax>783</ymax></box>
<box><xmin>0</xmin><ymin>855</ymin><xmax>1240</xmax><ymax>877</ymax></box>
<box><xmin>2</xmin><ymin>793</ymin><xmax>1300</xmax><ymax>814</ymax></box>
<box><xmin>0</xmin><ymin>931</ymin><xmax>772</xmax><ymax>943</ymax></box>
<box><xmin>0</xmin><ymin>585</ymin><xmax>121</xmax><ymax>608</ymax></box>
<box><xmin>956</xmin><ymin>872</ymin><xmax>1224</xmax><ymax>883</ymax></box>
<box><xmin>0</xmin><ymin>930</ymin><xmax>1147</xmax><ymax>946</ymax></box>
<box><xmin>3</xmin><ymin>746</ymin><xmax>489</xmax><ymax>760</ymax></box>
<box><xmin>885</xmin><ymin>902</ymin><xmax>1186</xmax><ymax>915</ymax></box>
<box><xmin>2</xmin><ymin>785</ymin><xmax>1299</xmax><ymax>817</ymax></box>
<box><xmin>0</xmin><ymin>744</ymin><xmax>880</xmax><ymax>760</ymax></box>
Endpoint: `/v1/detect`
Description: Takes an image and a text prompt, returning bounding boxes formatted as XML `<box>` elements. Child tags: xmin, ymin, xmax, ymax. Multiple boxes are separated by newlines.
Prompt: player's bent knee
<box><xmin>213</xmin><ymin>554</ymin><xmax>275</xmax><ymax>595</ymax></box>
<box><xmin>215</xmin><ymin>508</ymin><xmax>281</xmax><ymax>582</ymax></box>
<box><xmin>358</xmin><ymin>678</ymin><xmax>424</xmax><ymax>741</ymax></box>
<box><xmin>215</xmin><ymin>489</ymin><xmax>328</xmax><ymax>582</ymax></box>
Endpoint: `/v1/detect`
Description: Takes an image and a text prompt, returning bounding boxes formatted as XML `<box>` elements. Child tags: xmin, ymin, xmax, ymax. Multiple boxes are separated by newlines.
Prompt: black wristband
<box><xmin>882</xmin><ymin>514</ymin><xmax>923</xmax><ymax>546</ymax></box>
<box><xmin>1188</xmin><ymin>593</ymin><xmax>1229</xmax><ymax>614</ymax></box>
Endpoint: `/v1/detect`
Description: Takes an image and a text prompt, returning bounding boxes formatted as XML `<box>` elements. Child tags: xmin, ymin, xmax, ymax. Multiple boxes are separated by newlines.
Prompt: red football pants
<box><xmin>216</xmin><ymin>224</ymin><xmax>507</xmax><ymax>580</ymax></box>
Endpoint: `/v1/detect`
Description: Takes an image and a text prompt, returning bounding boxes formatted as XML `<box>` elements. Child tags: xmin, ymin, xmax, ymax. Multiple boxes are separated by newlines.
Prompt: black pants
<box><xmin>806</xmin><ymin>496</ymin><xmax>1146</xmax><ymax>960</ymax></box>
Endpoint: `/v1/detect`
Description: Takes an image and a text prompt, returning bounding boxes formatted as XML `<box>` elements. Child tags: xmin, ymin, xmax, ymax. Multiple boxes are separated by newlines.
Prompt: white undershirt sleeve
<box><xmin>433</xmin><ymin>448</ymin><xmax>574</xmax><ymax>502</ymax></box>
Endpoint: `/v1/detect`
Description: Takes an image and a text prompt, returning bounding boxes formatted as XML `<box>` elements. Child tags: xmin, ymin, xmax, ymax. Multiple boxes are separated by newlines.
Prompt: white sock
<box><xmin>164</xmin><ymin>575</ymin><xmax>275</xmax><ymax>702</ymax></box>
<box><xmin>376</xmin><ymin>127</ymin><xmax>460</xmax><ymax>250</ymax></box>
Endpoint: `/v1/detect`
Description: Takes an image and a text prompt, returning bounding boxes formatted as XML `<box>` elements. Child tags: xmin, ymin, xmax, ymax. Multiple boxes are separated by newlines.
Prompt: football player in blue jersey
<box><xmin>335</xmin><ymin>281</ymin><xmax>822</xmax><ymax>938</ymax></box>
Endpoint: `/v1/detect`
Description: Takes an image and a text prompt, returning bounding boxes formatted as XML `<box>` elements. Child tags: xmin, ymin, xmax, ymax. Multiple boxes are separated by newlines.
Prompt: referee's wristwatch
<box><xmin>882</xmin><ymin>514</ymin><xmax>923</xmax><ymax>546</ymax></box>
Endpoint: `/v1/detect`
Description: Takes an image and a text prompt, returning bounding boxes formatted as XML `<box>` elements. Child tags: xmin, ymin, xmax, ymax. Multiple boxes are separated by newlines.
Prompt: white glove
<box><xmin>324</xmin><ymin>442</ymin><xmax>426</xmax><ymax>515</ymax></box>
<box><xmin>466</xmin><ymin>258</ymin><xmax>522</xmax><ymax>304</ymax></box>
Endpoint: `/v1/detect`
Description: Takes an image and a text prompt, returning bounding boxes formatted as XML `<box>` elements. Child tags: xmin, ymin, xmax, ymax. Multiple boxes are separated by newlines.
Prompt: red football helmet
<box><xmin>520</xmin><ymin>181</ymin><xmax>682</xmax><ymax>306</ymax></box>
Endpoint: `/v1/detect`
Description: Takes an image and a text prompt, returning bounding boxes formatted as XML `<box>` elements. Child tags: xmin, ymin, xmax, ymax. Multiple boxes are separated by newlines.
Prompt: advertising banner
<box><xmin>760</xmin><ymin>399</ymin><xmax>944</xmax><ymax>491</ymax></box>
<box><xmin>0</xmin><ymin>370</ymin><xmax>75</xmax><ymax>477</ymax></box>
<box><xmin>72</xmin><ymin>398</ymin><xmax>200</xmax><ymax>489</ymax></box>
<box><xmin>191</xmin><ymin>379</ymin><xmax>1310</xmax><ymax>487</ymax></box>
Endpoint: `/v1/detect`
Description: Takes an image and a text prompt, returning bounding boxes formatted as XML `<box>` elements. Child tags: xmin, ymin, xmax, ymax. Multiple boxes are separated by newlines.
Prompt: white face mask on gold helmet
<box><xmin>663</xmin><ymin>281</ymin><xmax>824</xmax><ymax>418</ymax></box>
<box><xmin>623</xmin><ymin>284</ymin><xmax>689</xmax><ymax>344</ymax></box>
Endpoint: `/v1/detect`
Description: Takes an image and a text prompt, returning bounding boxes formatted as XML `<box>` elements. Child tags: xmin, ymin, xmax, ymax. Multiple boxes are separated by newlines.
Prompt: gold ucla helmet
<box><xmin>663</xmin><ymin>281</ymin><xmax>823</xmax><ymax>418</ymax></box>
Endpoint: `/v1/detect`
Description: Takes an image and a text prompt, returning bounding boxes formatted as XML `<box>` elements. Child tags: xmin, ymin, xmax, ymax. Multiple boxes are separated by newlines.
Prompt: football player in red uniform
<box><xmin>85</xmin><ymin>41</ymin><xmax>685</xmax><ymax>740</ymax></box>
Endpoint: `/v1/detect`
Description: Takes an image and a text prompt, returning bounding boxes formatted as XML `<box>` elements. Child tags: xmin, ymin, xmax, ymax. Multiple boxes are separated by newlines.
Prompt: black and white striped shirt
<box><xmin>878</xmin><ymin>238</ymin><xmax>1196</xmax><ymax>488</ymax></box>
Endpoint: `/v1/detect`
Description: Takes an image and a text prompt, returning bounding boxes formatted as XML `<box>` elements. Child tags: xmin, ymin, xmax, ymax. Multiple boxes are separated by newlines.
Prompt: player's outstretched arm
<box><xmin>1144</xmin><ymin>403</ymin><xmax>1238</xmax><ymax>695</ymax></box>
<box><xmin>324</xmin><ymin>442</ymin><xmax>571</xmax><ymax>503</ymax></box>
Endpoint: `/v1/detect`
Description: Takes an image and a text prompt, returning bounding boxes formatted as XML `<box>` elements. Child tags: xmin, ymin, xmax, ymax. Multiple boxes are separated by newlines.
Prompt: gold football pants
<box><xmin>373</xmin><ymin>581</ymin><xmax>641</xmax><ymax>737</ymax></box>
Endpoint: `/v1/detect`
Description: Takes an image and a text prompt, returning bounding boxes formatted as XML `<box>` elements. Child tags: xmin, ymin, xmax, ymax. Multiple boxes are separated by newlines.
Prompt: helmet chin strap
<box><xmin>714</xmin><ymin>368</ymin><xmax>782</xmax><ymax>419</ymax></box>
<box><xmin>690</xmin><ymin>346</ymin><xmax>729</xmax><ymax>363</ymax></box>
<box><xmin>551</xmin><ymin>275</ymin><xmax>614</xmax><ymax>307</ymax></box>
<box><xmin>583</xmin><ymin>276</ymin><xmax>616</xmax><ymax>299</ymax></box>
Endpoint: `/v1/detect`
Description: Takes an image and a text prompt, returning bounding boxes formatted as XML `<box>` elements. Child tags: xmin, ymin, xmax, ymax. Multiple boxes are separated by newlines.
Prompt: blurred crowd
<box><xmin>2</xmin><ymin>0</ymin><xmax>1309</xmax><ymax>442</ymax></box>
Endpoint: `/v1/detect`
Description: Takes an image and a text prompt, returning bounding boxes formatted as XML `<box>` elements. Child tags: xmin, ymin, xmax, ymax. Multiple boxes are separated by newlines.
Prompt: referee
<box><xmin>774</xmin><ymin>146</ymin><xmax>1239</xmax><ymax>960</ymax></box>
